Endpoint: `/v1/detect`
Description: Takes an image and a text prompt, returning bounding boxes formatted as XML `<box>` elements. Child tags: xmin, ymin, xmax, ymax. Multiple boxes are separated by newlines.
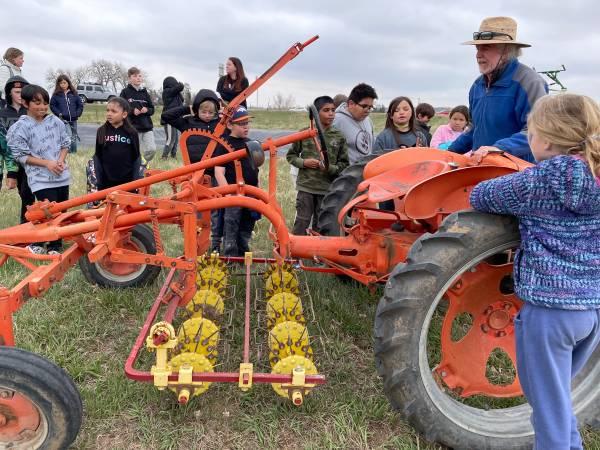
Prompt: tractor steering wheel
<box><xmin>308</xmin><ymin>105</ymin><xmax>329</xmax><ymax>172</ymax></box>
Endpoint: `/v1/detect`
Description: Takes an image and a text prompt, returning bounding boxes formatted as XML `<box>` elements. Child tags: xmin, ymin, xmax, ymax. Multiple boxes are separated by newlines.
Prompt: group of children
<box><xmin>374</xmin><ymin>98</ymin><xmax>470</xmax><ymax>152</ymax></box>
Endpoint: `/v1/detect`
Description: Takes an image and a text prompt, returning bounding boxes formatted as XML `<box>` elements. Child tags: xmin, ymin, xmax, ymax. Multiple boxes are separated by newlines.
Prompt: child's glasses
<box><xmin>357</xmin><ymin>103</ymin><xmax>374</xmax><ymax>111</ymax></box>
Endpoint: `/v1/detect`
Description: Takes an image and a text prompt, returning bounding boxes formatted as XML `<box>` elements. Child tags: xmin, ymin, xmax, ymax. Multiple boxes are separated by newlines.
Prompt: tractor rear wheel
<box><xmin>0</xmin><ymin>347</ymin><xmax>82</xmax><ymax>450</ymax></box>
<box><xmin>373</xmin><ymin>210</ymin><xmax>600</xmax><ymax>450</ymax></box>
<box><xmin>318</xmin><ymin>155</ymin><xmax>378</xmax><ymax>236</ymax></box>
<box><xmin>79</xmin><ymin>224</ymin><xmax>161</xmax><ymax>288</ymax></box>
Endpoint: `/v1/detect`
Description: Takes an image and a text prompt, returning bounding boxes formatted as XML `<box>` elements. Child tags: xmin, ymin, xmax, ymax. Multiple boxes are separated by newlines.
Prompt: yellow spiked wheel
<box><xmin>196</xmin><ymin>266</ymin><xmax>228</xmax><ymax>294</ymax></box>
<box><xmin>177</xmin><ymin>317</ymin><xmax>219</xmax><ymax>364</ymax></box>
<box><xmin>265</xmin><ymin>268</ymin><xmax>299</xmax><ymax>297</ymax></box>
<box><xmin>169</xmin><ymin>352</ymin><xmax>214</xmax><ymax>396</ymax></box>
<box><xmin>271</xmin><ymin>355</ymin><xmax>317</xmax><ymax>398</ymax></box>
<box><xmin>197</xmin><ymin>253</ymin><xmax>228</xmax><ymax>272</ymax></box>
<box><xmin>186</xmin><ymin>289</ymin><xmax>224</xmax><ymax>322</ymax></box>
<box><xmin>266</xmin><ymin>293</ymin><xmax>305</xmax><ymax>328</ymax></box>
<box><xmin>268</xmin><ymin>321</ymin><xmax>313</xmax><ymax>367</ymax></box>
<box><xmin>263</xmin><ymin>262</ymin><xmax>295</xmax><ymax>280</ymax></box>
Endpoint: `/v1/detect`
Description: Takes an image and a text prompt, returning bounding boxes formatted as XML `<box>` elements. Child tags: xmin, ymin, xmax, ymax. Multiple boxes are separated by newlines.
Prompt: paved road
<box><xmin>76</xmin><ymin>124</ymin><xmax>294</xmax><ymax>155</ymax></box>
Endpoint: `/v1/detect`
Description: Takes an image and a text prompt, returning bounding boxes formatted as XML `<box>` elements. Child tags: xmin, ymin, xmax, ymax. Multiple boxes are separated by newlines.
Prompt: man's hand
<box><xmin>303</xmin><ymin>158</ymin><xmax>321</xmax><ymax>169</ymax></box>
<box><xmin>46</xmin><ymin>160</ymin><xmax>64</xmax><ymax>176</ymax></box>
<box><xmin>140</xmin><ymin>107</ymin><xmax>148</xmax><ymax>114</ymax></box>
<box><xmin>5</xmin><ymin>178</ymin><xmax>16</xmax><ymax>189</ymax></box>
<box><xmin>467</xmin><ymin>146</ymin><xmax>502</xmax><ymax>164</ymax></box>
<box><xmin>133</xmin><ymin>108</ymin><xmax>141</xmax><ymax>116</ymax></box>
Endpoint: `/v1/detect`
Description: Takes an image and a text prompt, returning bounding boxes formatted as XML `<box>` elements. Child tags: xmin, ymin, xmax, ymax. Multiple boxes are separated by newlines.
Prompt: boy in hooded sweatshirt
<box><xmin>161</xmin><ymin>89</ymin><xmax>225</xmax><ymax>251</ymax></box>
<box><xmin>160</xmin><ymin>76</ymin><xmax>184</xmax><ymax>159</ymax></box>
<box><xmin>120</xmin><ymin>67</ymin><xmax>155</xmax><ymax>166</ymax></box>
<box><xmin>333</xmin><ymin>83</ymin><xmax>378</xmax><ymax>165</ymax></box>
<box><xmin>0</xmin><ymin>76</ymin><xmax>28</xmax><ymax>191</ymax></box>
<box><xmin>7</xmin><ymin>85</ymin><xmax>71</xmax><ymax>254</ymax></box>
<box><xmin>0</xmin><ymin>76</ymin><xmax>35</xmax><ymax>223</ymax></box>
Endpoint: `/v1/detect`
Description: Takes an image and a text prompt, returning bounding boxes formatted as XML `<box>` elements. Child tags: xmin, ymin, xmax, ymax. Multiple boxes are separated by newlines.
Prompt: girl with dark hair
<box><xmin>374</xmin><ymin>96</ymin><xmax>427</xmax><ymax>153</ymax></box>
<box><xmin>50</xmin><ymin>74</ymin><xmax>83</xmax><ymax>153</ymax></box>
<box><xmin>92</xmin><ymin>97</ymin><xmax>141</xmax><ymax>191</ymax></box>
<box><xmin>216</xmin><ymin>57</ymin><xmax>249</xmax><ymax>108</ymax></box>
<box><xmin>431</xmin><ymin>105</ymin><xmax>470</xmax><ymax>149</ymax></box>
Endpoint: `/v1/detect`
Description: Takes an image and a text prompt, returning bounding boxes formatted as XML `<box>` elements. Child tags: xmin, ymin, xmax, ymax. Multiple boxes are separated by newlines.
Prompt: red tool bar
<box><xmin>243</xmin><ymin>255</ymin><xmax>252</xmax><ymax>363</ymax></box>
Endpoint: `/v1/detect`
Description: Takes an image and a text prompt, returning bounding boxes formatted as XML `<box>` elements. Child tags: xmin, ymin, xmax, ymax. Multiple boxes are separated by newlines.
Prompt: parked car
<box><xmin>76</xmin><ymin>83</ymin><xmax>116</xmax><ymax>104</ymax></box>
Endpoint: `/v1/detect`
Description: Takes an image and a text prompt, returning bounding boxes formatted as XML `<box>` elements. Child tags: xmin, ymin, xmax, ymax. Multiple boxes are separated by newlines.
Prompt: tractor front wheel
<box><xmin>374</xmin><ymin>210</ymin><xmax>600</xmax><ymax>450</ymax></box>
<box><xmin>0</xmin><ymin>347</ymin><xmax>82</xmax><ymax>450</ymax></box>
<box><xmin>318</xmin><ymin>155</ymin><xmax>377</xmax><ymax>236</ymax></box>
<box><xmin>79</xmin><ymin>224</ymin><xmax>161</xmax><ymax>288</ymax></box>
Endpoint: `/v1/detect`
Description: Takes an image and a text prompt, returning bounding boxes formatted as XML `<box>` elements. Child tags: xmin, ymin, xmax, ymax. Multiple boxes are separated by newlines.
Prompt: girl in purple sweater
<box><xmin>470</xmin><ymin>94</ymin><xmax>600</xmax><ymax>450</ymax></box>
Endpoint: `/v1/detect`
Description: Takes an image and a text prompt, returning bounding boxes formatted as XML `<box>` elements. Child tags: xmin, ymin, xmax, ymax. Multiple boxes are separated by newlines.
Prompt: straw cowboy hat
<box><xmin>462</xmin><ymin>16</ymin><xmax>531</xmax><ymax>48</ymax></box>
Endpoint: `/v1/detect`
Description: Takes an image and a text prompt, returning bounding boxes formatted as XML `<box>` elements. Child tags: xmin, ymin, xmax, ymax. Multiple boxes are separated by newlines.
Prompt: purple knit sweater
<box><xmin>470</xmin><ymin>155</ymin><xmax>600</xmax><ymax>310</ymax></box>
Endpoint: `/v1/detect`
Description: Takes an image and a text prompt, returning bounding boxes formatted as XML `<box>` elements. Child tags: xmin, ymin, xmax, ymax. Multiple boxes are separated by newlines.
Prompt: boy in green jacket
<box><xmin>286</xmin><ymin>96</ymin><xmax>349</xmax><ymax>235</ymax></box>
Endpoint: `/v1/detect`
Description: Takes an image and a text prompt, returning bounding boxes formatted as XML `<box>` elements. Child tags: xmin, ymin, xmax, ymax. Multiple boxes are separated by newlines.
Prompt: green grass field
<box><xmin>1</xmin><ymin>149</ymin><xmax>598</xmax><ymax>450</ymax></box>
<box><xmin>79</xmin><ymin>103</ymin><xmax>446</xmax><ymax>135</ymax></box>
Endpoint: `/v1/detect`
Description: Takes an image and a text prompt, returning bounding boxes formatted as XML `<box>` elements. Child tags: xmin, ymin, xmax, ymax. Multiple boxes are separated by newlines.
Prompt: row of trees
<box><xmin>45</xmin><ymin>59</ymin><xmax>131</xmax><ymax>92</ymax></box>
<box><xmin>45</xmin><ymin>59</ymin><xmax>193</xmax><ymax>104</ymax></box>
<box><xmin>45</xmin><ymin>59</ymin><xmax>298</xmax><ymax>109</ymax></box>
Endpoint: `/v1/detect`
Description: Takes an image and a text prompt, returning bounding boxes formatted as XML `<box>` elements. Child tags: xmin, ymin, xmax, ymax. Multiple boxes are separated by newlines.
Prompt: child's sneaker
<box><xmin>27</xmin><ymin>245</ymin><xmax>46</xmax><ymax>255</ymax></box>
<box><xmin>47</xmin><ymin>250</ymin><xmax>61</xmax><ymax>256</ymax></box>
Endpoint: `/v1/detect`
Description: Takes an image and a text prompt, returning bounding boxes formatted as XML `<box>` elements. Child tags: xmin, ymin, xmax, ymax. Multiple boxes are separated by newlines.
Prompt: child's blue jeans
<box><xmin>515</xmin><ymin>302</ymin><xmax>600</xmax><ymax>450</ymax></box>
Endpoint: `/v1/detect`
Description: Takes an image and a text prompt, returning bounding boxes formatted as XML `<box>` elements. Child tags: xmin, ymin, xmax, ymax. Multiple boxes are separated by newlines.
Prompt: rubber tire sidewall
<box><xmin>79</xmin><ymin>224</ymin><xmax>161</xmax><ymax>288</ymax></box>
<box><xmin>374</xmin><ymin>210</ymin><xmax>600</xmax><ymax>450</ymax></box>
<box><xmin>318</xmin><ymin>154</ymin><xmax>378</xmax><ymax>236</ymax></box>
<box><xmin>0</xmin><ymin>347</ymin><xmax>82</xmax><ymax>450</ymax></box>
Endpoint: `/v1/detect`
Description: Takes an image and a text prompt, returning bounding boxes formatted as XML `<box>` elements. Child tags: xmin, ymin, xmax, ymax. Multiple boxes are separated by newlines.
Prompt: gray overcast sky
<box><xmin>4</xmin><ymin>0</ymin><xmax>599</xmax><ymax>108</ymax></box>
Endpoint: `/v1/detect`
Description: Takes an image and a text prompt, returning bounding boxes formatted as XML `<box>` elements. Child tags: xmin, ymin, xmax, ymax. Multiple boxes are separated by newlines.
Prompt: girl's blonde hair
<box><xmin>528</xmin><ymin>94</ymin><xmax>600</xmax><ymax>176</ymax></box>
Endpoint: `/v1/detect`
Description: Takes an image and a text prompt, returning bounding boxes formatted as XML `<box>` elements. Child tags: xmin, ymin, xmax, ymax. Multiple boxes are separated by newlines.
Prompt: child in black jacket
<box><xmin>160</xmin><ymin>89</ymin><xmax>220</xmax><ymax>163</ymax></box>
<box><xmin>119</xmin><ymin>67</ymin><xmax>155</xmax><ymax>165</ymax></box>
<box><xmin>162</xmin><ymin>88</ymin><xmax>224</xmax><ymax>251</ymax></box>
<box><xmin>160</xmin><ymin>76</ymin><xmax>184</xmax><ymax>159</ymax></box>
<box><xmin>90</xmin><ymin>97</ymin><xmax>141</xmax><ymax>197</ymax></box>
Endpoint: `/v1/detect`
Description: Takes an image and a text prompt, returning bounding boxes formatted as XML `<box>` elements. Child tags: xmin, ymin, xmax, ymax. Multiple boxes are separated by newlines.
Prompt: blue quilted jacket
<box><xmin>450</xmin><ymin>59</ymin><xmax>548</xmax><ymax>163</ymax></box>
<box><xmin>470</xmin><ymin>155</ymin><xmax>600</xmax><ymax>310</ymax></box>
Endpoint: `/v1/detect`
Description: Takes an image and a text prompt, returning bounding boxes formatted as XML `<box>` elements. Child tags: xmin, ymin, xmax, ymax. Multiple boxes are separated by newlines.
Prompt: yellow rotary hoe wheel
<box><xmin>197</xmin><ymin>253</ymin><xmax>228</xmax><ymax>272</ymax></box>
<box><xmin>176</xmin><ymin>317</ymin><xmax>220</xmax><ymax>364</ymax></box>
<box><xmin>169</xmin><ymin>352</ymin><xmax>214</xmax><ymax>396</ymax></box>
<box><xmin>264</xmin><ymin>267</ymin><xmax>299</xmax><ymax>297</ymax></box>
<box><xmin>196</xmin><ymin>254</ymin><xmax>229</xmax><ymax>295</ymax></box>
<box><xmin>185</xmin><ymin>289</ymin><xmax>225</xmax><ymax>322</ymax></box>
<box><xmin>266</xmin><ymin>292</ymin><xmax>305</xmax><ymax>328</ymax></box>
<box><xmin>268</xmin><ymin>321</ymin><xmax>313</xmax><ymax>367</ymax></box>
<box><xmin>271</xmin><ymin>355</ymin><xmax>318</xmax><ymax>398</ymax></box>
<box><xmin>196</xmin><ymin>266</ymin><xmax>228</xmax><ymax>295</ymax></box>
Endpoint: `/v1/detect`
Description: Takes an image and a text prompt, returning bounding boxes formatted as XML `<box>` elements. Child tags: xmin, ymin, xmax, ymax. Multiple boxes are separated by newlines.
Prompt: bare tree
<box><xmin>183</xmin><ymin>83</ymin><xmax>192</xmax><ymax>104</ymax></box>
<box><xmin>45</xmin><ymin>67</ymin><xmax>89</xmax><ymax>89</ymax></box>
<box><xmin>44</xmin><ymin>60</ymin><xmax>150</xmax><ymax>94</ymax></box>
<box><xmin>271</xmin><ymin>92</ymin><xmax>295</xmax><ymax>110</ymax></box>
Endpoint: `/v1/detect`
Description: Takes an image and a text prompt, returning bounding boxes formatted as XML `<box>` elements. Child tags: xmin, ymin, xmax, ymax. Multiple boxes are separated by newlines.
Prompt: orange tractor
<box><xmin>0</xmin><ymin>36</ymin><xmax>597</xmax><ymax>450</ymax></box>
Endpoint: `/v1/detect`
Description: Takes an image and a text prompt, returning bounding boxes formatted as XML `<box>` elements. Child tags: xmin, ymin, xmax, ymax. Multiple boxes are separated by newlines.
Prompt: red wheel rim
<box><xmin>0</xmin><ymin>388</ymin><xmax>45</xmax><ymax>446</ymax></box>
<box><xmin>434</xmin><ymin>259</ymin><xmax>523</xmax><ymax>398</ymax></box>
<box><xmin>98</xmin><ymin>236</ymin><xmax>143</xmax><ymax>277</ymax></box>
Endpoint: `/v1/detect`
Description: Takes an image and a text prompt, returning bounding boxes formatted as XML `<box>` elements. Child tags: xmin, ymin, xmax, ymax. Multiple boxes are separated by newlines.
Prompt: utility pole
<box><xmin>218</xmin><ymin>63</ymin><xmax>224</xmax><ymax>78</ymax></box>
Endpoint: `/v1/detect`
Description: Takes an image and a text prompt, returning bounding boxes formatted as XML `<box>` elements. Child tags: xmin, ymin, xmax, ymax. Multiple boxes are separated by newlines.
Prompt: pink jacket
<box><xmin>431</xmin><ymin>124</ymin><xmax>463</xmax><ymax>149</ymax></box>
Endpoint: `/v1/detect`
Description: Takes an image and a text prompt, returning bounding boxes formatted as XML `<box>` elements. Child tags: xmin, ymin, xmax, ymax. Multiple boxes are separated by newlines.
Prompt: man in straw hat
<box><xmin>449</xmin><ymin>16</ymin><xmax>547</xmax><ymax>162</ymax></box>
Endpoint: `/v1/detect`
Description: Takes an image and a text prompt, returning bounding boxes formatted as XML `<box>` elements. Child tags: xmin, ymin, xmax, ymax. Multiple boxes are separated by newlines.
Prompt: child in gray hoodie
<box><xmin>7</xmin><ymin>84</ymin><xmax>71</xmax><ymax>254</ymax></box>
